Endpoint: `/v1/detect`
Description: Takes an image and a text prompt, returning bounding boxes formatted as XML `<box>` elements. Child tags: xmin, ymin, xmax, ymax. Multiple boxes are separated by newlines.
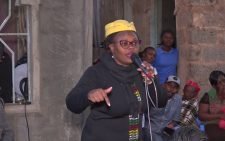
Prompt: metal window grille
<box><xmin>0</xmin><ymin>0</ymin><xmax>31</xmax><ymax>103</ymax></box>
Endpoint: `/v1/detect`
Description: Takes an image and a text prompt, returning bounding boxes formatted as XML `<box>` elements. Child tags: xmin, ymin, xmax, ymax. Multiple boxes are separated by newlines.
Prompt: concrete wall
<box><xmin>7</xmin><ymin>0</ymin><xmax>92</xmax><ymax>141</ymax></box>
<box><xmin>176</xmin><ymin>0</ymin><xmax>225</xmax><ymax>92</ymax></box>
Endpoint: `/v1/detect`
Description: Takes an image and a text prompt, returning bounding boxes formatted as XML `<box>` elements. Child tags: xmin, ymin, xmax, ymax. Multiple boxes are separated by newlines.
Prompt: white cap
<box><xmin>166</xmin><ymin>75</ymin><xmax>181</xmax><ymax>85</ymax></box>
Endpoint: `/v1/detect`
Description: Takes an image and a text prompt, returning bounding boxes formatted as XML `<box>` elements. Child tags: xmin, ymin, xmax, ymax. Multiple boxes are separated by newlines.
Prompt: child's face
<box><xmin>165</xmin><ymin>82</ymin><xmax>179</xmax><ymax>98</ymax></box>
<box><xmin>143</xmin><ymin>50</ymin><xmax>156</xmax><ymax>64</ymax></box>
<box><xmin>183</xmin><ymin>85</ymin><xmax>196</xmax><ymax>100</ymax></box>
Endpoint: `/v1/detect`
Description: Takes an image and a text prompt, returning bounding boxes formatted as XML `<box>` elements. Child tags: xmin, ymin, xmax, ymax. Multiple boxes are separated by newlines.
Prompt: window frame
<box><xmin>1</xmin><ymin>0</ymin><xmax>41</xmax><ymax>113</ymax></box>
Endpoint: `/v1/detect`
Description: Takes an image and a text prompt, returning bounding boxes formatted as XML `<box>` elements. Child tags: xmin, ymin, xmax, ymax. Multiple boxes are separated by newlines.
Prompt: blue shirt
<box><xmin>153</xmin><ymin>47</ymin><xmax>178</xmax><ymax>84</ymax></box>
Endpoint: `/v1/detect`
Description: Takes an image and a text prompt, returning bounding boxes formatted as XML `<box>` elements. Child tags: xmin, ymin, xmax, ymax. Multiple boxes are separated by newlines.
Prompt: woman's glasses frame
<box><xmin>113</xmin><ymin>40</ymin><xmax>141</xmax><ymax>49</ymax></box>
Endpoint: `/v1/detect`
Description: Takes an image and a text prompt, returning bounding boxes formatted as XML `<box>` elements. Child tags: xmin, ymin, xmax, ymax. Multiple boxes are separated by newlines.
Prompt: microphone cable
<box><xmin>144</xmin><ymin>77</ymin><xmax>159</xmax><ymax>108</ymax></box>
<box><xmin>144</xmin><ymin>77</ymin><xmax>159</xmax><ymax>141</ymax></box>
<box><xmin>144</xmin><ymin>81</ymin><xmax>153</xmax><ymax>141</ymax></box>
<box><xmin>20</xmin><ymin>77</ymin><xmax>31</xmax><ymax>141</ymax></box>
<box><xmin>24</xmin><ymin>100</ymin><xmax>31</xmax><ymax>141</ymax></box>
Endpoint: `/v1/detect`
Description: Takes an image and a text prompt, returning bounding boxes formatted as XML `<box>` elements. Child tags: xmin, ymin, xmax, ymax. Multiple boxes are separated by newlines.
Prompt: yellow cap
<box><xmin>105</xmin><ymin>20</ymin><xmax>136</xmax><ymax>38</ymax></box>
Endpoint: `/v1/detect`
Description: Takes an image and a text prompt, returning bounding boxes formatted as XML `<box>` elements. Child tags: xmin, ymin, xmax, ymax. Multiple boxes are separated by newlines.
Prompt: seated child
<box><xmin>180</xmin><ymin>80</ymin><xmax>200</xmax><ymax>126</ymax></box>
<box><xmin>172</xmin><ymin>80</ymin><xmax>207</xmax><ymax>141</ymax></box>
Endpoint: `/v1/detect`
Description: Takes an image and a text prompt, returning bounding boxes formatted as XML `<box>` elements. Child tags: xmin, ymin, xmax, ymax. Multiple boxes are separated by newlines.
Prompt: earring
<box><xmin>112</xmin><ymin>55</ymin><xmax>114</xmax><ymax>59</ymax></box>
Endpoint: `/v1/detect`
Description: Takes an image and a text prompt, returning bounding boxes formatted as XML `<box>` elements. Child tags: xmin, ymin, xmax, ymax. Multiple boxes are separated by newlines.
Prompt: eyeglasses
<box><xmin>113</xmin><ymin>40</ymin><xmax>141</xmax><ymax>49</ymax></box>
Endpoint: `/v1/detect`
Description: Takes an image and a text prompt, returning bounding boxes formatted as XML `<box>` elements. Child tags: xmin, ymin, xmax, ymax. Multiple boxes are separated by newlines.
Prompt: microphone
<box><xmin>131</xmin><ymin>53</ymin><xmax>154</xmax><ymax>79</ymax></box>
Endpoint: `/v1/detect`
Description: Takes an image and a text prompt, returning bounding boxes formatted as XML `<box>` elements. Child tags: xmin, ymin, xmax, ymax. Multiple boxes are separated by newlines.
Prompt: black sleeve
<box><xmin>66</xmin><ymin>67</ymin><xmax>98</xmax><ymax>114</ymax></box>
<box><xmin>200</xmin><ymin>93</ymin><xmax>210</xmax><ymax>104</ymax></box>
<box><xmin>148</xmin><ymin>77</ymin><xmax>168</xmax><ymax>108</ymax></box>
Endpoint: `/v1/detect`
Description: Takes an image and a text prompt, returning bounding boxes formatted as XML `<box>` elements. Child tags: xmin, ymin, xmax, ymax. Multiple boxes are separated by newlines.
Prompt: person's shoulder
<box><xmin>155</xmin><ymin>47</ymin><xmax>164</xmax><ymax>56</ymax></box>
<box><xmin>193</xmin><ymin>98</ymin><xmax>199</xmax><ymax>106</ymax></box>
<box><xmin>173</xmin><ymin>94</ymin><xmax>182</xmax><ymax>101</ymax></box>
<box><xmin>91</xmin><ymin>61</ymin><xmax>105</xmax><ymax>70</ymax></box>
<box><xmin>171</xmin><ymin>48</ymin><xmax>178</xmax><ymax>53</ymax></box>
<box><xmin>84</xmin><ymin>65</ymin><xmax>97</xmax><ymax>74</ymax></box>
<box><xmin>156</xmin><ymin>47</ymin><xmax>163</xmax><ymax>52</ymax></box>
<box><xmin>174</xmin><ymin>93</ymin><xmax>182</xmax><ymax>98</ymax></box>
<box><xmin>200</xmin><ymin>93</ymin><xmax>210</xmax><ymax>104</ymax></box>
<box><xmin>173</xmin><ymin>47</ymin><xmax>178</xmax><ymax>51</ymax></box>
<box><xmin>202</xmin><ymin>92</ymin><xmax>209</xmax><ymax>98</ymax></box>
<box><xmin>85</xmin><ymin>62</ymin><xmax>106</xmax><ymax>75</ymax></box>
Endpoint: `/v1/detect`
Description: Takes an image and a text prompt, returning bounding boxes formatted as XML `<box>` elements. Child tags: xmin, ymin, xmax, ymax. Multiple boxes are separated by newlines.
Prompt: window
<box><xmin>0</xmin><ymin>0</ymin><xmax>31</xmax><ymax>104</ymax></box>
<box><xmin>0</xmin><ymin>0</ymin><xmax>40</xmax><ymax>113</ymax></box>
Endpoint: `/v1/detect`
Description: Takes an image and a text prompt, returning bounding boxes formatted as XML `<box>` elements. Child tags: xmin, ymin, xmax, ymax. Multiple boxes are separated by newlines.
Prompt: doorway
<box><xmin>151</xmin><ymin>0</ymin><xmax>176</xmax><ymax>47</ymax></box>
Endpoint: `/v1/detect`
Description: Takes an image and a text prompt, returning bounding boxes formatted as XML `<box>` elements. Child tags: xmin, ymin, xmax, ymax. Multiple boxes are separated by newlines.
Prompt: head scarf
<box><xmin>185</xmin><ymin>80</ymin><xmax>201</xmax><ymax>94</ymax></box>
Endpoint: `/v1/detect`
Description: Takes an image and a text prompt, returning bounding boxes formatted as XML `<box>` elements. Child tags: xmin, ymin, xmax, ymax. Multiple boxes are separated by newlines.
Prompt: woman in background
<box><xmin>172</xmin><ymin>80</ymin><xmax>207</xmax><ymax>141</ymax></box>
<box><xmin>199</xmin><ymin>70</ymin><xmax>225</xmax><ymax>141</ymax></box>
<box><xmin>153</xmin><ymin>30</ymin><xmax>178</xmax><ymax>84</ymax></box>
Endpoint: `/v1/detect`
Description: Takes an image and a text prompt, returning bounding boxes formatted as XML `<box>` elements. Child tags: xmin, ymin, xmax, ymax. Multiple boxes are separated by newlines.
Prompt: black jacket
<box><xmin>66</xmin><ymin>53</ymin><xmax>167</xmax><ymax>141</ymax></box>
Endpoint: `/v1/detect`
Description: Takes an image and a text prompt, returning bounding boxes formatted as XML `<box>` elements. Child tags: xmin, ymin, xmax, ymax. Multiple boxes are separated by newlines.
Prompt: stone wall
<box><xmin>176</xmin><ymin>0</ymin><xmax>225</xmax><ymax>92</ymax></box>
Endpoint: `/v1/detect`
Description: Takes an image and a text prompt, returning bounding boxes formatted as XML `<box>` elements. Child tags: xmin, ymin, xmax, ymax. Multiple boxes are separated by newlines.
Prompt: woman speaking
<box><xmin>66</xmin><ymin>20</ymin><xmax>167</xmax><ymax>141</ymax></box>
